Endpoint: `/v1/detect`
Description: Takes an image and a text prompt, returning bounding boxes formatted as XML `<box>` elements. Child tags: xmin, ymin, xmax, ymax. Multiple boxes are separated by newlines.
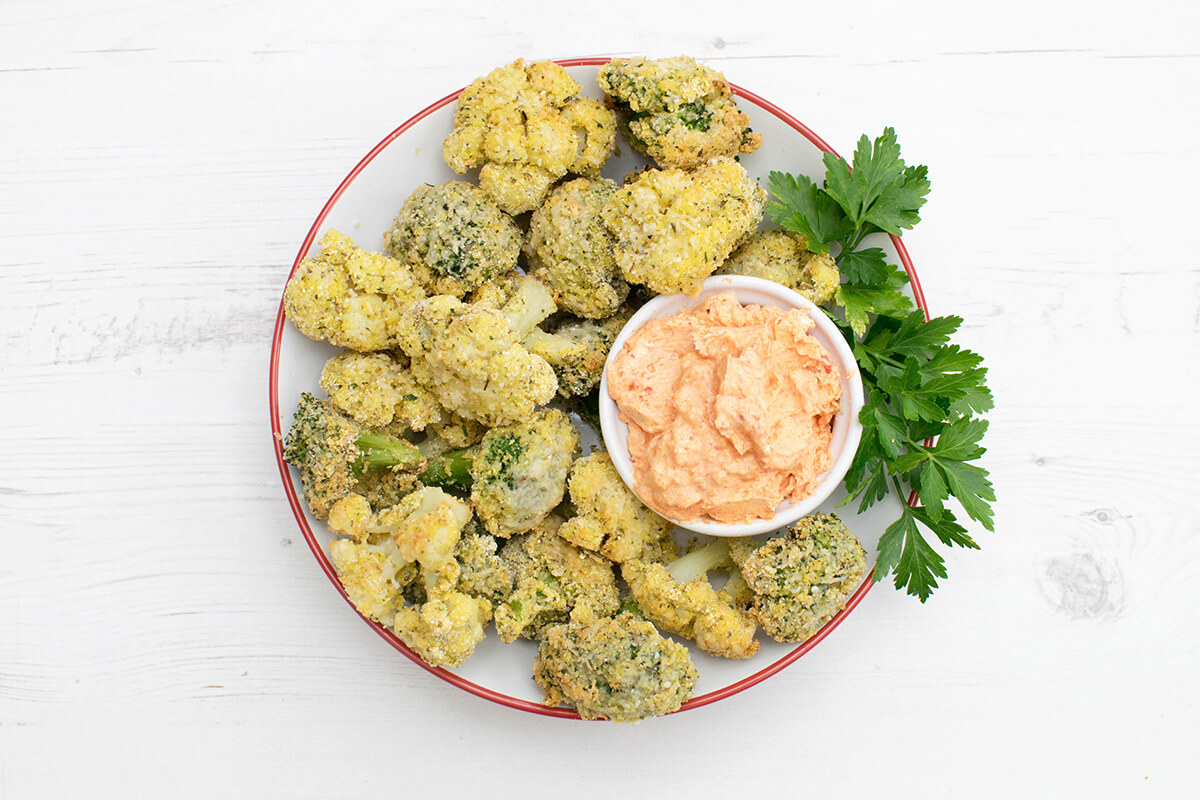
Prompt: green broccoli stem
<box><xmin>352</xmin><ymin>431</ymin><xmax>424</xmax><ymax>474</ymax></box>
<box><xmin>419</xmin><ymin>450</ymin><xmax>475</xmax><ymax>492</ymax></box>
<box><xmin>353</xmin><ymin>428</ymin><xmax>476</xmax><ymax>492</ymax></box>
<box><xmin>666</xmin><ymin>539</ymin><xmax>733</xmax><ymax>584</ymax></box>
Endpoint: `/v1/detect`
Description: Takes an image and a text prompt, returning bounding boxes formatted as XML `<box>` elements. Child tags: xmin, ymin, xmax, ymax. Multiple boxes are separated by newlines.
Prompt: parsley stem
<box><xmin>836</xmin><ymin>226</ymin><xmax>871</xmax><ymax>264</ymax></box>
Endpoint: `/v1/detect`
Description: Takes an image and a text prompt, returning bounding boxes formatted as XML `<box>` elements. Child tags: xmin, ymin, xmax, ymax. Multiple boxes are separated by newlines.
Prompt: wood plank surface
<box><xmin>2</xmin><ymin>1</ymin><xmax>1197</xmax><ymax>797</ymax></box>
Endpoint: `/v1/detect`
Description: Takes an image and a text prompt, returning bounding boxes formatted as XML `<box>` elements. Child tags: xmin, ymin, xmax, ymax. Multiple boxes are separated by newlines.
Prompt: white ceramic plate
<box><xmin>269</xmin><ymin>58</ymin><xmax>924</xmax><ymax>718</ymax></box>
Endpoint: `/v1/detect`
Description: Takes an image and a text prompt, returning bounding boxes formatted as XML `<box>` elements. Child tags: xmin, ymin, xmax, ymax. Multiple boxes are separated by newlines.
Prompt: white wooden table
<box><xmin>3</xmin><ymin>2</ymin><xmax>1197</xmax><ymax>796</ymax></box>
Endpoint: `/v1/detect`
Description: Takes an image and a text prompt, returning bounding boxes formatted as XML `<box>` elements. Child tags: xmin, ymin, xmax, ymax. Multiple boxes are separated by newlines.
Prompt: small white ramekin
<box><xmin>598</xmin><ymin>274</ymin><xmax>865</xmax><ymax>537</ymax></box>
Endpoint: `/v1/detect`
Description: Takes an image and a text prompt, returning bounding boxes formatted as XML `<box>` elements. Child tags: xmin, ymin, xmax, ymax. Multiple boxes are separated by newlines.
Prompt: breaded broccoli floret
<box><xmin>394</xmin><ymin>279</ymin><xmax>558</xmax><ymax>426</ymax></box>
<box><xmin>384</xmin><ymin>181</ymin><xmax>521</xmax><ymax>298</ymax></box>
<box><xmin>470</xmin><ymin>408</ymin><xmax>581</xmax><ymax>538</ymax></box>
<box><xmin>453</xmin><ymin>521</ymin><xmax>515</xmax><ymax>604</ymax></box>
<box><xmin>597</xmin><ymin>56</ymin><xmax>761</xmax><ymax>170</ymax></box>
<box><xmin>716</xmin><ymin>230</ymin><xmax>841</xmax><ymax>306</ymax></box>
<box><xmin>622</xmin><ymin>539</ymin><xmax>759</xmax><ymax>660</ymax></box>
<box><xmin>523</xmin><ymin>319</ymin><xmax>615</xmax><ymax>399</ymax></box>
<box><xmin>442</xmin><ymin>59</ymin><xmax>617</xmax><ymax>214</ymax></box>
<box><xmin>533</xmin><ymin>611</ymin><xmax>698</xmax><ymax>722</ymax></box>
<box><xmin>283</xmin><ymin>230</ymin><xmax>426</xmax><ymax>351</ymax></box>
<box><xmin>557</xmin><ymin>451</ymin><xmax>677</xmax><ymax>564</ymax></box>
<box><xmin>493</xmin><ymin>519</ymin><xmax>620</xmax><ymax>642</ymax></box>
<box><xmin>736</xmin><ymin>513</ymin><xmax>867</xmax><ymax>643</ymax></box>
<box><xmin>537</xmin><ymin>304</ymin><xmax>634</xmax><ymax>400</ymax></box>
<box><xmin>282</xmin><ymin>393</ymin><xmax>424</xmax><ymax>519</ymax></box>
<box><xmin>526</xmin><ymin>177</ymin><xmax>628</xmax><ymax>319</ymax></box>
<box><xmin>601</xmin><ymin>157</ymin><xmax>766</xmax><ymax>297</ymax></box>
<box><xmin>319</xmin><ymin>350</ymin><xmax>445</xmax><ymax>431</ymax></box>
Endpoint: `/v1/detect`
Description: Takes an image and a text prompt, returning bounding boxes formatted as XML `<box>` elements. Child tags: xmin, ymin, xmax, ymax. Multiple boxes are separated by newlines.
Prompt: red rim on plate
<box><xmin>268</xmin><ymin>57</ymin><xmax>928</xmax><ymax>719</ymax></box>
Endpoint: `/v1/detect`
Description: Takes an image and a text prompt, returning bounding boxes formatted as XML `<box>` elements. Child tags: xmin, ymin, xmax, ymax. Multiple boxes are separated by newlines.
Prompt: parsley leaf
<box><xmin>766</xmin><ymin>128</ymin><xmax>993</xmax><ymax>601</ymax></box>
<box><xmin>766</xmin><ymin>171</ymin><xmax>853</xmax><ymax>252</ymax></box>
<box><xmin>836</xmin><ymin>264</ymin><xmax>913</xmax><ymax>336</ymax></box>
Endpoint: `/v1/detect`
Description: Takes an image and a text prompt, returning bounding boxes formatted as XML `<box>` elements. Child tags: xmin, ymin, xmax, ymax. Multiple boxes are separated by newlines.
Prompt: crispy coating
<box><xmin>470</xmin><ymin>408</ymin><xmax>581</xmax><ymax>538</ymax></box>
<box><xmin>283</xmin><ymin>392</ymin><xmax>363</xmax><ymax>519</ymax></box>
<box><xmin>328</xmin><ymin>536</ymin><xmax>418</xmax><ymax>626</ymax></box>
<box><xmin>425</xmin><ymin>416</ymin><xmax>488</xmax><ymax>450</ymax></box>
<box><xmin>284</xmin><ymin>230</ymin><xmax>425</xmax><ymax>351</ymax></box>
<box><xmin>557</xmin><ymin>451</ymin><xmax>677</xmax><ymax>564</ymax></box>
<box><xmin>351</xmin><ymin>465</ymin><xmax>421</xmax><ymax>513</ymax></box>
<box><xmin>597</xmin><ymin>56</ymin><xmax>761</xmax><ymax>170</ymax></box>
<box><xmin>327</xmin><ymin>488</ymin><xmax>471</xmax><ymax>590</ymax></box>
<box><xmin>282</xmin><ymin>392</ymin><xmax>422</xmax><ymax>519</ymax></box>
<box><xmin>326</xmin><ymin>488</ymin><xmax>490</xmax><ymax>668</ymax></box>
<box><xmin>493</xmin><ymin>520</ymin><xmax>620</xmax><ymax>642</ymax></box>
<box><xmin>533</xmin><ymin>612</ymin><xmax>698</xmax><ymax>722</ymax></box>
<box><xmin>319</xmin><ymin>349</ymin><xmax>446</xmax><ymax>431</ymax></box>
<box><xmin>796</xmin><ymin>251</ymin><xmax>840</xmax><ymax>307</ymax></box>
<box><xmin>601</xmin><ymin>157</ymin><xmax>766</xmax><ymax>296</ymax></box>
<box><xmin>394</xmin><ymin>294</ymin><xmax>557</xmax><ymax>426</ymax></box>
<box><xmin>443</xmin><ymin>59</ymin><xmax>617</xmax><ymax>214</ymax></box>
<box><xmin>523</xmin><ymin>319</ymin><xmax>615</xmax><ymax>399</ymax></box>
<box><xmin>526</xmin><ymin>177</ymin><xmax>628</xmax><ymax>319</ymax></box>
<box><xmin>393</xmin><ymin>587</ymin><xmax>492</xmax><ymax>669</ymax></box>
<box><xmin>326</xmin><ymin>488</ymin><xmax>469</xmax><ymax>618</ymax></box>
<box><xmin>716</xmin><ymin>230</ymin><xmax>840</xmax><ymax>306</ymax></box>
<box><xmin>385</xmin><ymin>181</ymin><xmax>521</xmax><ymax>298</ymax></box>
<box><xmin>453</xmin><ymin>522</ymin><xmax>515</xmax><ymax>604</ymax></box>
<box><xmin>739</xmin><ymin>513</ymin><xmax>867</xmax><ymax>643</ymax></box>
<box><xmin>621</xmin><ymin>558</ymin><xmax>759</xmax><ymax>660</ymax></box>
<box><xmin>466</xmin><ymin>269</ymin><xmax>524</xmax><ymax>309</ymax></box>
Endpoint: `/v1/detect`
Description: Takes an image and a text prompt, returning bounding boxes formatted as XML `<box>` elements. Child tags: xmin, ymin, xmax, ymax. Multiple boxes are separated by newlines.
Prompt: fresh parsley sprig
<box><xmin>766</xmin><ymin>128</ymin><xmax>994</xmax><ymax>601</ymax></box>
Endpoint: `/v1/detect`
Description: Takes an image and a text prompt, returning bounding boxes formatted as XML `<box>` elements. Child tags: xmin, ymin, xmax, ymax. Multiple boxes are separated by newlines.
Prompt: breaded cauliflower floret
<box><xmin>622</xmin><ymin>539</ymin><xmax>759</xmax><ymax>660</ymax></box>
<box><xmin>384</xmin><ymin>181</ymin><xmax>521</xmax><ymax>298</ymax></box>
<box><xmin>328</xmin><ymin>535</ymin><xmax>419</xmax><ymax>626</ymax></box>
<box><xmin>533</xmin><ymin>611</ymin><xmax>698</xmax><ymax>722</ymax></box>
<box><xmin>716</xmin><ymin>230</ymin><xmax>840</xmax><ymax>306</ymax></box>
<box><xmin>393</xmin><ymin>585</ymin><xmax>492</xmax><ymax>669</ymax></box>
<box><xmin>319</xmin><ymin>349</ymin><xmax>445</xmax><ymax>431</ymax></box>
<box><xmin>443</xmin><ymin>59</ymin><xmax>617</xmax><ymax>214</ymax></box>
<box><xmin>394</xmin><ymin>292</ymin><xmax>557</xmax><ymax>427</ymax></box>
<box><xmin>557</xmin><ymin>451</ymin><xmax>677</xmax><ymax>564</ymax></box>
<box><xmin>326</xmin><ymin>487</ymin><xmax>469</xmax><ymax>617</ymax></box>
<box><xmin>526</xmin><ymin>177</ymin><xmax>628</xmax><ymax>319</ymax></box>
<box><xmin>597</xmin><ymin>56</ymin><xmax>761</xmax><ymax>170</ymax></box>
<box><xmin>796</xmin><ymin>250</ymin><xmax>840</xmax><ymax>307</ymax></box>
<box><xmin>601</xmin><ymin>157</ymin><xmax>766</xmax><ymax>297</ymax></box>
<box><xmin>737</xmin><ymin>513</ymin><xmax>867</xmax><ymax>642</ymax></box>
<box><xmin>493</xmin><ymin>519</ymin><xmax>620</xmax><ymax>642</ymax></box>
<box><xmin>327</xmin><ymin>488</ymin><xmax>490</xmax><ymax>668</ymax></box>
<box><xmin>283</xmin><ymin>230</ymin><xmax>425</xmax><ymax>351</ymax></box>
<box><xmin>327</xmin><ymin>488</ymin><xmax>471</xmax><ymax>589</ymax></box>
<box><xmin>470</xmin><ymin>408</ymin><xmax>581</xmax><ymax>538</ymax></box>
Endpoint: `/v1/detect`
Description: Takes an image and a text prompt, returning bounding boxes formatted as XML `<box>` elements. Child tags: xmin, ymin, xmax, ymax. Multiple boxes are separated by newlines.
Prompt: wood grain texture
<box><xmin>2</xmin><ymin>1</ymin><xmax>1199</xmax><ymax>797</ymax></box>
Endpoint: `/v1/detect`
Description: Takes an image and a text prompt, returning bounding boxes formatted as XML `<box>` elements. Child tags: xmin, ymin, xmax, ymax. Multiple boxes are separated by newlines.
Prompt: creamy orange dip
<box><xmin>607</xmin><ymin>292</ymin><xmax>841</xmax><ymax>524</ymax></box>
